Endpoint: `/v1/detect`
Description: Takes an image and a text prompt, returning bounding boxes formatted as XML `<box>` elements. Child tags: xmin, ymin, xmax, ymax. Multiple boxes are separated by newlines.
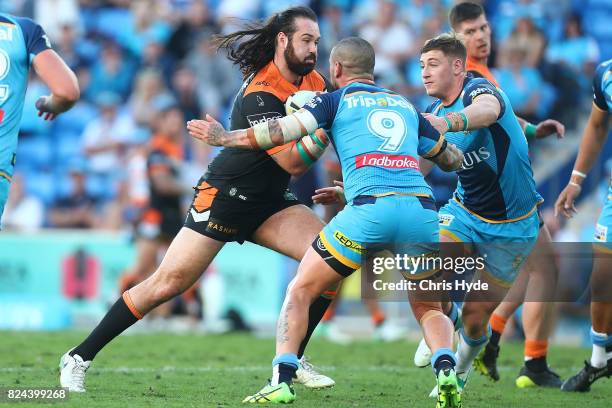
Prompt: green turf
<box><xmin>0</xmin><ymin>331</ymin><xmax>609</xmax><ymax>407</ymax></box>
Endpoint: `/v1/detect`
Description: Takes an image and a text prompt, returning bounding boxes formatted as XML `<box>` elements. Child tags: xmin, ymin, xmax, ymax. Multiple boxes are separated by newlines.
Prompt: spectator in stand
<box><xmin>543</xmin><ymin>14</ymin><xmax>599</xmax><ymax>128</ymax></box>
<box><xmin>116</xmin><ymin>0</ymin><xmax>172</xmax><ymax>59</ymax></box>
<box><xmin>82</xmin><ymin>92</ymin><xmax>137</xmax><ymax>182</ymax></box>
<box><xmin>165</xmin><ymin>0</ymin><xmax>217</xmax><ymax>62</ymax></box>
<box><xmin>185</xmin><ymin>31</ymin><xmax>239</xmax><ymax>119</ymax></box>
<box><xmin>54</xmin><ymin>24</ymin><xmax>95</xmax><ymax>71</ymax></box>
<box><xmin>493</xmin><ymin>0</ymin><xmax>546</xmax><ymax>42</ymax></box>
<box><xmin>496</xmin><ymin>41</ymin><xmax>547</xmax><ymax>123</ymax></box>
<box><xmin>34</xmin><ymin>0</ymin><xmax>80</xmax><ymax>43</ymax></box>
<box><xmin>1</xmin><ymin>173</ymin><xmax>44</xmax><ymax>231</ymax></box>
<box><xmin>546</xmin><ymin>14</ymin><xmax>600</xmax><ymax>89</ymax></box>
<box><xmin>317</xmin><ymin>0</ymin><xmax>352</xmax><ymax>73</ymax></box>
<box><xmin>171</xmin><ymin>65</ymin><xmax>202</xmax><ymax>122</ymax></box>
<box><xmin>139</xmin><ymin>40</ymin><xmax>174</xmax><ymax>82</ymax></box>
<box><xmin>48</xmin><ymin>164</ymin><xmax>99</xmax><ymax>229</ymax></box>
<box><xmin>129</xmin><ymin>68</ymin><xmax>172</xmax><ymax>129</ymax></box>
<box><xmin>87</xmin><ymin>41</ymin><xmax>134</xmax><ymax>102</ymax></box>
<box><xmin>504</xmin><ymin>17</ymin><xmax>545</xmax><ymax>68</ymax></box>
<box><xmin>359</xmin><ymin>0</ymin><xmax>415</xmax><ymax>88</ymax></box>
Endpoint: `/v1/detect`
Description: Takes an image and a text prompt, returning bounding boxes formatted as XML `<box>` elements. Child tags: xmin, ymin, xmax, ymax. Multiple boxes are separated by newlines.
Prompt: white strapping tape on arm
<box><xmin>253</xmin><ymin>121</ymin><xmax>274</xmax><ymax>149</ymax></box>
<box><xmin>278</xmin><ymin>114</ymin><xmax>303</xmax><ymax>142</ymax></box>
<box><xmin>293</xmin><ymin>109</ymin><xmax>319</xmax><ymax>134</ymax></box>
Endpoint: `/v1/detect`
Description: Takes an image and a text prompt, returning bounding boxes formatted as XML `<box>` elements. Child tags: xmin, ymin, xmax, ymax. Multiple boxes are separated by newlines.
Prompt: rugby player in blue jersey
<box><xmin>556</xmin><ymin>59</ymin><xmax>612</xmax><ymax>392</ymax></box>
<box><xmin>417</xmin><ymin>33</ymin><xmax>542</xmax><ymax>398</ymax></box>
<box><xmin>0</xmin><ymin>13</ymin><xmax>79</xmax><ymax>222</ymax></box>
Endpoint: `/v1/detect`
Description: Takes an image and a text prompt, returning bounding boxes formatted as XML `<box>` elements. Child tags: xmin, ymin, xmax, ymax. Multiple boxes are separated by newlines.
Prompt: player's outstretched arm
<box><xmin>554</xmin><ymin>105</ymin><xmax>609</xmax><ymax>218</ymax></box>
<box><xmin>32</xmin><ymin>49</ymin><xmax>79</xmax><ymax>120</ymax></box>
<box><xmin>424</xmin><ymin>94</ymin><xmax>500</xmax><ymax>135</ymax></box>
<box><xmin>518</xmin><ymin>116</ymin><xmax>565</xmax><ymax>140</ymax></box>
<box><xmin>188</xmin><ymin>109</ymin><xmax>318</xmax><ymax>149</ymax></box>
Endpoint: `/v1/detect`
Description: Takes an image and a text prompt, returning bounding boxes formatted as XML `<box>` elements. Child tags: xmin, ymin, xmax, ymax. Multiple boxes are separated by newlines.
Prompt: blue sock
<box><xmin>272</xmin><ymin>353</ymin><xmax>299</xmax><ymax>385</ymax></box>
<box><xmin>431</xmin><ymin>347</ymin><xmax>456</xmax><ymax>375</ymax></box>
<box><xmin>446</xmin><ymin>302</ymin><xmax>460</xmax><ymax>330</ymax></box>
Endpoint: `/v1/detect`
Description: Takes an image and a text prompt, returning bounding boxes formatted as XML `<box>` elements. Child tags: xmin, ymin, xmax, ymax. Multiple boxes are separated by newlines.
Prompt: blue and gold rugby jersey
<box><xmin>0</xmin><ymin>13</ymin><xmax>51</xmax><ymax>183</ymax></box>
<box><xmin>593</xmin><ymin>59</ymin><xmax>612</xmax><ymax>113</ymax></box>
<box><xmin>426</xmin><ymin>76</ymin><xmax>540</xmax><ymax>222</ymax></box>
<box><xmin>303</xmin><ymin>81</ymin><xmax>445</xmax><ymax>204</ymax></box>
<box><xmin>592</xmin><ymin>59</ymin><xmax>612</xmax><ymax>198</ymax></box>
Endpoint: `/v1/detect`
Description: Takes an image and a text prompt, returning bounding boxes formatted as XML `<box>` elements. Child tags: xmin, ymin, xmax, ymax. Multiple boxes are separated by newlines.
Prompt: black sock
<box><xmin>433</xmin><ymin>355</ymin><xmax>455</xmax><ymax>374</ymax></box>
<box><xmin>525</xmin><ymin>356</ymin><xmax>547</xmax><ymax>373</ymax></box>
<box><xmin>296</xmin><ymin>295</ymin><xmax>333</xmax><ymax>359</ymax></box>
<box><xmin>70</xmin><ymin>295</ymin><xmax>141</xmax><ymax>361</ymax></box>
<box><xmin>278</xmin><ymin>363</ymin><xmax>298</xmax><ymax>385</ymax></box>
<box><xmin>489</xmin><ymin>330</ymin><xmax>502</xmax><ymax>347</ymax></box>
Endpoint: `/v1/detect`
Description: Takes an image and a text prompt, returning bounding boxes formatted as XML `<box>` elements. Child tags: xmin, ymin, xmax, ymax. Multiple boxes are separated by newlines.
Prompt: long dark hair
<box><xmin>214</xmin><ymin>6</ymin><xmax>318</xmax><ymax>79</ymax></box>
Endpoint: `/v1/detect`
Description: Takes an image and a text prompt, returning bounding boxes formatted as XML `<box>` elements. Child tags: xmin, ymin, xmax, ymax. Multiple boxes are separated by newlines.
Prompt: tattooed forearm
<box><xmin>268</xmin><ymin>119</ymin><xmax>284</xmax><ymax>145</ymax></box>
<box><xmin>206</xmin><ymin>122</ymin><xmax>226</xmax><ymax>146</ymax></box>
<box><xmin>434</xmin><ymin>143</ymin><xmax>464</xmax><ymax>172</ymax></box>
<box><xmin>276</xmin><ymin>301</ymin><xmax>293</xmax><ymax>345</ymax></box>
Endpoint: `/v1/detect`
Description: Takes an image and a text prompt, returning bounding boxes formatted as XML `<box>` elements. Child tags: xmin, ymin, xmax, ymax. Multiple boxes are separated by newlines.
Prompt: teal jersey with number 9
<box><xmin>302</xmin><ymin>81</ymin><xmax>445</xmax><ymax>203</ymax></box>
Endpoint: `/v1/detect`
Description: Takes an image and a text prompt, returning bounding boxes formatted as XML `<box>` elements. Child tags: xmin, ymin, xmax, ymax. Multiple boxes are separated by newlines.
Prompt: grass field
<box><xmin>0</xmin><ymin>331</ymin><xmax>609</xmax><ymax>407</ymax></box>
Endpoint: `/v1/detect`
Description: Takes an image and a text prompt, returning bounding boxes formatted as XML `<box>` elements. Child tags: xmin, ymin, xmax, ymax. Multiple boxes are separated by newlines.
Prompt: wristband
<box><xmin>571</xmin><ymin>170</ymin><xmax>587</xmax><ymax>179</ymax></box>
<box><xmin>296</xmin><ymin>141</ymin><xmax>314</xmax><ymax>166</ymax></box>
<box><xmin>443</xmin><ymin>116</ymin><xmax>453</xmax><ymax>131</ymax></box>
<box><xmin>525</xmin><ymin>123</ymin><xmax>537</xmax><ymax>140</ymax></box>
<box><xmin>459</xmin><ymin>112</ymin><xmax>469</xmax><ymax>131</ymax></box>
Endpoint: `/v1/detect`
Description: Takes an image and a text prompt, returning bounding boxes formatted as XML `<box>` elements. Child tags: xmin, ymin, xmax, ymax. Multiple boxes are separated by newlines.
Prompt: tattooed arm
<box><xmin>187</xmin><ymin>110</ymin><xmax>318</xmax><ymax>150</ymax></box>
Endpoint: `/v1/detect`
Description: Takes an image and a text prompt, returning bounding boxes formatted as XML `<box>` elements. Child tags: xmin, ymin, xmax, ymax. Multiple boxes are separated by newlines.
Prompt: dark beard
<box><xmin>284</xmin><ymin>40</ymin><xmax>316</xmax><ymax>77</ymax></box>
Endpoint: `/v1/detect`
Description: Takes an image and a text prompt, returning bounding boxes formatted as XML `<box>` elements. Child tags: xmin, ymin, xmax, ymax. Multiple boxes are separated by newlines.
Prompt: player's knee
<box><xmin>148</xmin><ymin>266</ymin><xmax>188</xmax><ymax>305</ymax></box>
<box><xmin>287</xmin><ymin>279</ymin><xmax>320</xmax><ymax>306</ymax></box>
<box><xmin>461</xmin><ymin>305</ymin><xmax>491</xmax><ymax>335</ymax></box>
<box><xmin>411</xmin><ymin>301</ymin><xmax>443</xmax><ymax>323</ymax></box>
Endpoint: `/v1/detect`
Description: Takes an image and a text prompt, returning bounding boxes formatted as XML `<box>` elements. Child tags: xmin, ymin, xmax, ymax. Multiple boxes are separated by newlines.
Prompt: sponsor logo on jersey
<box><xmin>438</xmin><ymin>214</ymin><xmax>454</xmax><ymax>226</ymax></box>
<box><xmin>0</xmin><ymin>23</ymin><xmax>14</xmax><ymax>41</ymax></box>
<box><xmin>246</xmin><ymin>112</ymin><xmax>283</xmax><ymax>126</ymax></box>
<box><xmin>460</xmin><ymin>147</ymin><xmax>491</xmax><ymax>170</ymax></box>
<box><xmin>315</xmin><ymin>236</ymin><xmax>327</xmax><ymax>252</ymax></box>
<box><xmin>206</xmin><ymin>218</ymin><xmax>238</xmax><ymax>236</ymax></box>
<box><xmin>468</xmin><ymin>86</ymin><xmax>495</xmax><ymax>100</ymax></box>
<box><xmin>256</xmin><ymin>96</ymin><xmax>265</xmax><ymax>106</ymax></box>
<box><xmin>255</xmin><ymin>80</ymin><xmax>271</xmax><ymax>86</ymax></box>
<box><xmin>344</xmin><ymin>94</ymin><xmax>412</xmax><ymax>110</ymax></box>
<box><xmin>333</xmin><ymin>230</ymin><xmax>363</xmax><ymax>253</ymax></box>
<box><xmin>595</xmin><ymin>223</ymin><xmax>608</xmax><ymax>242</ymax></box>
<box><xmin>355</xmin><ymin>153</ymin><xmax>419</xmax><ymax>170</ymax></box>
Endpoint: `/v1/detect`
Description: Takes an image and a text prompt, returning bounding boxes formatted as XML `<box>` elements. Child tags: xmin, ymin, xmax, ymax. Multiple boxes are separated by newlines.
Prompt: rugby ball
<box><xmin>285</xmin><ymin>90</ymin><xmax>318</xmax><ymax>115</ymax></box>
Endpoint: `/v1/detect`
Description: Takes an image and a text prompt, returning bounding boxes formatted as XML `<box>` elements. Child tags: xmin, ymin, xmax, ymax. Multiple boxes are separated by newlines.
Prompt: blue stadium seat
<box><xmin>23</xmin><ymin>170</ymin><xmax>57</xmax><ymax>205</ymax></box>
<box><xmin>16</xmin><ymin>136</ymin><xmax>53</xmax><ymax>170</ymax></box>
<box><xmin>54</xmin><ymin>132</ymin><xmax>83</xmax><ymax>165</ymax></box>
<box><xmin>94</xmin><ymin>9</ymin><xmax>132</xmax><ymax>42</ymax></box>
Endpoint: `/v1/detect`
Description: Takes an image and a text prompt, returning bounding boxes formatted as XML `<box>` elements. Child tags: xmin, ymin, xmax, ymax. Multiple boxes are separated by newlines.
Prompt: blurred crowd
<box><xmin>0</xmin><ymin>0</ymin><xmax>610</xmax><ymax>231</ymax></box>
